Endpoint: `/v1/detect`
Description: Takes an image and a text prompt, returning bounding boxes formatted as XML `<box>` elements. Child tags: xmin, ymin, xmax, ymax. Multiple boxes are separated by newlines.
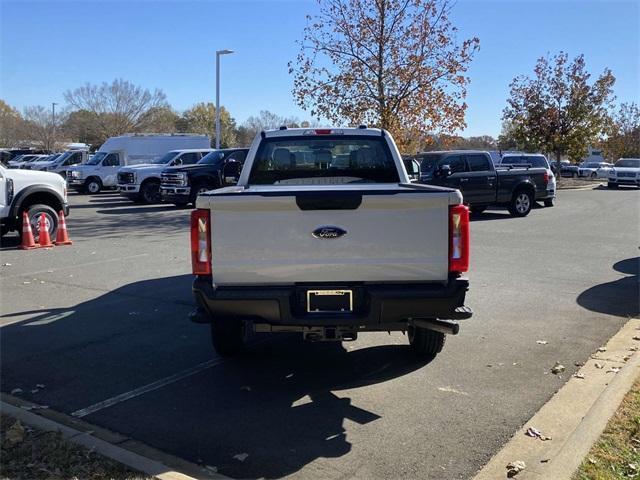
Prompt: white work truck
<box><xmin>67</xmin><ymin>134</ymin><xmax>210</xmax><ymax>194</ymax></box>
<box><xmin>0</xmin><ymin>163</ymin><xmax>69</xmax><ymax>239</ymax></box>
<box><xmin>117</xmin><ymin>149</ymin><xmax>214</xmax><ymax>203</ymax></box>
<box><xmin>189</xmin><ymin>127</ymin><xmax>472</xmax><ymax>358</ymax></box>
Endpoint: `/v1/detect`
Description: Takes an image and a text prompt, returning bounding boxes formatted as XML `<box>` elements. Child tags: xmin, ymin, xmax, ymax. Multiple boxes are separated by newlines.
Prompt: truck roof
<box><xmin>262</xmin><ymin>127</ymin><xmax>385</xmax><ymax>138</ymax></box>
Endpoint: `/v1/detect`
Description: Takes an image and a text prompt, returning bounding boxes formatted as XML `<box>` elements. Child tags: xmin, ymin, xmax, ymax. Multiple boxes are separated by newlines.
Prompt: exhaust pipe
<box><xmin>412</xmin><ymin>318</ymin><xmax>459</xmax><ymax>335</ymax></box>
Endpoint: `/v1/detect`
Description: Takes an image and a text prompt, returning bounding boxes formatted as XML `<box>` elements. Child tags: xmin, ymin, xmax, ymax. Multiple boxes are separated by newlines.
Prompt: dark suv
<box><xmin>160</xmin><ymin>148</ymin><xmax>249</xmax><ymax>207</ymax></box>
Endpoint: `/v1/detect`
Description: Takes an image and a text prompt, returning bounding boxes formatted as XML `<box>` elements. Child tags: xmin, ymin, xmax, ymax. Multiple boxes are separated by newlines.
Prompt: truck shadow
<box><xmin>577</xmin><ymin>257</ymin><xmax>639</xmax><ymax>317</ymax></box>
<box><xmin>1</xmin><ymin>274</ymin><xmax>431</xmax><ymax>479</ymax></box>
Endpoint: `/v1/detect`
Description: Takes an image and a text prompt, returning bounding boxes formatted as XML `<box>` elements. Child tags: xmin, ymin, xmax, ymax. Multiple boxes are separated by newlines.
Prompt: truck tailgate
<box><xmin>203</xmin><ymin>185</ymin><xmax>454</xmax><ymax>285</ymax></box>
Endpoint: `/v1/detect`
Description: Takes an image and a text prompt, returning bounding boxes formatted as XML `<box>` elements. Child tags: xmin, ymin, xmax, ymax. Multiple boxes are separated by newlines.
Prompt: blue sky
<box><xmin>1</xmin><ymin>0</ymin><xmax>638</xmax><ymax>137</ymax></box>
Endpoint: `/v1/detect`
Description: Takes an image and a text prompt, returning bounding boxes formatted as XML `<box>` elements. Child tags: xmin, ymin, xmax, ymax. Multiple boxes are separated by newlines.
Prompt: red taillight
<box><xmin>314</xmin><ymin>129</ymin><xmax>332</xmax><ymax>135</ymax></box>
<box><xmin>449</xmin><ymin>204</ymin><xmax>470</xmax><ymax>273</ymax></box>
<box><xmin>191</xmin><ymin>209</ymin><xmax>211</xmax><ymax>275</ymax></box>
<box><xmin>543</xmin><ymin>171</ymin><xmax>549</xmax><ymax>184</ymax></box>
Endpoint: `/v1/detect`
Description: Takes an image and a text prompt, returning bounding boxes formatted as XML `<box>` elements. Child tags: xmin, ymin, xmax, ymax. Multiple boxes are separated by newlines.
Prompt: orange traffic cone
<box><xmin>55</xmin><ymin>211</ymin><xmax>73</xmax><ymax>245</ymax></box>
<box><xmin>37</xmin><ymin>213</ymin><xmax>54</xmax><ymax>248</ymax></box>
<box><xmin>19</xmin><ymin>212</ymin><xmax>38</xmax><ymax>250</ymax></box>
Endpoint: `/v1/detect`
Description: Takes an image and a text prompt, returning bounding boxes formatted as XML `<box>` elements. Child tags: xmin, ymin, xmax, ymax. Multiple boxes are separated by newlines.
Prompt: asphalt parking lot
<box><xmin>1</xmin><ymin>187</ymin><xmax>639</xmax><ymax>479</ymax></box>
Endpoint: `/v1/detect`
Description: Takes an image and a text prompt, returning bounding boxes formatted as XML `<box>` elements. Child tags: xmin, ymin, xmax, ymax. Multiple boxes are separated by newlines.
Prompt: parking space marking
<box><xmin>2</xmin><ymin>253</ymin><xmax>150</xmax><ymax>278</ymax></box>
<box><xmin>71</xmin><ymin>359</ymin><xmax>222</xmax><ymax>418</ymax></box>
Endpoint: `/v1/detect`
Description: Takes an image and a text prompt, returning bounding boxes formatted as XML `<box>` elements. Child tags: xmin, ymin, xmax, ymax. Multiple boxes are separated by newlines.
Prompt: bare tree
<box><xmin>63</xmin><ymin>79</ymin><xmax>168</xmax><ymax>142</ymax></box>
<box><xmin>0</xmin><ymin>100</ymin><xmax>25</xmax><ymax>147</ymax></box>
<box><xmin>21</xmin><ymin>105</ymin><xmax>68</xmax><ymax>151</ymax></box>
<box><xmin>290</xmin><ymin>0</ymin><xmax>479</xmax><ymax>152</ymax></box>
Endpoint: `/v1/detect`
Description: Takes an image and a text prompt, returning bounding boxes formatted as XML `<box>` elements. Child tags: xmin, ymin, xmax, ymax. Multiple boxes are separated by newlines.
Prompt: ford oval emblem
<box><xmin>312</xmin><ymin>226</ymin><xmax>347</xmax><ymax>239</ymax></box>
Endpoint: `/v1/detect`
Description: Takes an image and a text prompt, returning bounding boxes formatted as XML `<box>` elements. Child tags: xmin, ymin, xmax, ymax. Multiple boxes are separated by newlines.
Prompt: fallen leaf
<box><xmin>551</xmin><ymin>362</ymin><xmax>565</xmax><ymax>374</ymax></box>
<box><xmin>607</xmin><ymin>367</ymin><xmax>621</xmax><ymax>374</ymax></box>
<box><xmin>541</xmin><ymin>458</ymin><xmax>550</xmax><ymax>463</ymax></box>
<box><xmin>597</xmin><ymin>347</ymin><xmax>607</xmax><ymax>352</ymax></box>
<box><xmin>633</xmin><ymin>336</ymin><xmax>640</xmax><ymax>341</ymax></box>
<box><xmin>6</xmin><ymin>420</ymin><xmax>25</xmax><ymax>445</ymax></box>
<box><xmin>575</xmin><ymin>361</ymin><xmax>585</xmax><ymax>367</ymax></box>
<box><xmin>595</xmin><ymin>363</ymin><xmax>605</xmax><ymax>369</ymax></box>
<box><xmin>233</xmin><ymin>453</ymin><xmax>249</xmax><ymax>462</ymax></box>
<box><xmin>525</xmin><ymin>427</ymin><xmax>552</xmax><ymax>441</ymax></box>
<box><xmin>2</xmin><ymin>263</ymin><xmax>12</xmax><ymax>266</ymax></box>
<box><xmin>536</xmin><ymin>340</ymin><xmax>548</xmax><ymax>345</ymax></box>
<box><xmin>623</xmin><ymin>355</ymin><xmax>632</xmax><ymax>362</ymax></box>
<box><xmin>506</xmin><ymin>460</ymin><xmax>526</xmax><ymax>477</ymax></box>
<box><xmin>573</xmin><ymin>373</ymin><xmax>585</xmax><ymax>379</ymax></box>
<box><xmin>588</xmin><ymin>458</ymin><xmax>597</xmax><ymax>465</ymax></box>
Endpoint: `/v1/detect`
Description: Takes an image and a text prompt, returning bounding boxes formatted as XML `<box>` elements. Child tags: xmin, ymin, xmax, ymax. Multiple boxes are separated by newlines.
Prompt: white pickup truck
<box><xmin>189</xmin><ymin>127</ymin><xmax>472</xmax><ymax>358</ymax></box>
<box><xmin>0</xmin><ymin>163</ymin><xmax>69</xmax><ymax>239</ymax></box>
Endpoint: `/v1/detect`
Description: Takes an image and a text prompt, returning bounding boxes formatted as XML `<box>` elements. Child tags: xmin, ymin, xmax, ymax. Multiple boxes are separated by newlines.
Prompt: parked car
<box><xmin>548</xmin><ymin>159</ymin><xmax>570</xmax><ymax>175</ymax></box>
<box><xmin>499</xmin><ymin>153</ymin><xmax>556</xmax><ymax>207</ymax></box>
<box><xmin>0</xmin><ymin>162</ymin><xmax>69</xmax><ymax>239</ymax></box>
<box><xmin>160</xmin><ymin>148</ymin><xmax>249</xmax><ymax>207</ymax></box>
<box><xmin>21</xmin><ymin>155</ymin><xmax>54</xmax><ymax>169</ymax></box>
<box><xmin>189</xmin><ymin>127</ymin><xmax>472</xmax><ymax>358</ymax></box>
<box><xmin>35</xmin><ymin>150</ymin><xmax>88</xmax><ymax>177</ymax></box>
<box><xmin>8</xmin><ymin>154</ymin><xmax>40</xmax><ymax>168</ymax></box>
<box><xmin>560</xmin><ymin>162</ymin><xmax>580</xmax><ymax>178</ymax></box>
<box><xmin>416</xmin><ymin>150</ymin><xmax>550</xmax><ymax>216</ymax></box>
<box><xmin>607</xmin><ymin>158</ymin><xmax>640</xmax><ymax>189</ymax></box>
<box><xmin>578</xmin><ymin>161</ymin><xmax>610</xmax><ymax>178</ymax></box>
<box><xmin>67</xmin><ymin>134</ymin><xmax>210</xmax><ymax>194</ymax></box>
<box><xmin>117</xmin><ymin>149</ymin><xmax>215</xmax><ymax>204</ymax></box>
<box><xmin>595</xmin><ymin>163</ymin><xmax>615</xmax><ymax>179</ymax></box>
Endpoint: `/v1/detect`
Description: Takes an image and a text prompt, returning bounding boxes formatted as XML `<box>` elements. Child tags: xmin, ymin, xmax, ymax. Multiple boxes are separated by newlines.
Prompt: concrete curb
<box><xmin>0</xmin><ymin>399</ymin><xmax>230</xmax><ymax>480</ymax></box>
<box><xmin>557</xmin><ymin>183</ymin><xmax>602</xmax><ymax>191</ymax></box>
<box><xmin>473</xmin><ymin>317</ymin><xmax>640</xmax><ymax>480</ymax></box>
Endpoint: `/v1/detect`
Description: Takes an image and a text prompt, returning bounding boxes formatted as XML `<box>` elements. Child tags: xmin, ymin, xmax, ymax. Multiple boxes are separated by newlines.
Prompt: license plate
<box><xmin>307</xmin><ymin>290</ymin><xmax>353</xmax><ymax>313</ymax></box>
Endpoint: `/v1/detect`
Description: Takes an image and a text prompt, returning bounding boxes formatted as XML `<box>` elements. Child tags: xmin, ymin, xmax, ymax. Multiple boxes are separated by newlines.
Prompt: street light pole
<box><xmin>215</xmin><ymin>49</ymin><xmax>234</xmax><ymax>149</ymax></box>
<box><xmin>51</xmin><ymin>102</ymin><xmax>58</xmax><ymax>152</ymax></box>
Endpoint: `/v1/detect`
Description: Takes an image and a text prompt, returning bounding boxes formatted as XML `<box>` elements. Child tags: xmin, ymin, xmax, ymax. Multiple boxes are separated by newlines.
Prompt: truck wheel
<box><xmin>470</xmin><ymin>206</ymin><xmax>486</xmax><ymax>215</ymax></box>
<box><xmin>190</xmin><ymin>184</ymin><xmax>214</xmax><ymax>206</ymax></box>
<box><xmin>544</xmin><ymin>198</ymin><xmax>555</xmax><ymax>207</ymax></box>
<box><xmin>590</xmin><ymin>172</ymin><xmax>597</xmax><ymax>179</ymax></box>
<box><xmin>572</xmin><ymin>172</ymin><xmax>578</xmax><ymax>178</ymax></box>
<box><xmin>508</xmin><ymin>190</ymin><xmax>533</xmax><ymax>217</ymax></box>
<box><xmin>85</xmin><ymin>178</ymin><xmax>102</xmax><ymax>194</ymax></box>
<box><xmin>23</xmin><ymin>204</ymin><xmax>59</xmax><ymax>242</ymax></box>
<box><xmin>140</xmin><ymin>181</ymin><xmax>162</xmax><ymax>204</ymax></box>
<box><xmin>210</xmin><ymin>317</ymin><xmax>244</xmax><ymax>357</ymax></box>
<box><xmin>408</xmin><ymin>324</ymin><xmax>445</xmax><ymax>357</ymax></box>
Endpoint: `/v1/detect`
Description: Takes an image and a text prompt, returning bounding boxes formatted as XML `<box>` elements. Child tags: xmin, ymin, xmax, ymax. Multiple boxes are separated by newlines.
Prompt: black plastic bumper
<box><xmin>161</xmin><ymin>192</ymin><xmax>190</xmax><ymax>204</ymax></box>
<box><xmin>192</xmin><ymin>276</ymin><xmax>471</xmax><ymax>328</ymax></box>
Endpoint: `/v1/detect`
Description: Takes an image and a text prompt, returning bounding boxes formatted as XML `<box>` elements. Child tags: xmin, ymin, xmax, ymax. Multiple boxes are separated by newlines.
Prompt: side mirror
<box><xmin>222</xmin><ymin>159</ymin><xmax>241</xmax><ymax>186</ymax></box>
<box><xmin>438</xmin><ymin>164</ymin><xmax>452</xmax><ymax>177</ymax></box>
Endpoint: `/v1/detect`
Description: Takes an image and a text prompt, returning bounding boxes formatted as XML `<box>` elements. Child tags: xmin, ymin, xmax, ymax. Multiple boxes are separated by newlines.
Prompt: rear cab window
<box><xmin>248</xmin><ymin>135</ymin><xmax>399</xmax><ymax>185</ymax></box>
<box><xmin>466</xmin><ymin>154</ymin><xmax>492</xmax><ymax>172</ymax></box>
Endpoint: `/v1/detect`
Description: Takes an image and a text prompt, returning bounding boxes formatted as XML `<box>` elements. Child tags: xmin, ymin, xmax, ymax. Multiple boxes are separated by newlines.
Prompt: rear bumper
<box><xmin>191</xmin><ymin>276</ymin><xmax>471</xmax><ymax>329</ymax></box>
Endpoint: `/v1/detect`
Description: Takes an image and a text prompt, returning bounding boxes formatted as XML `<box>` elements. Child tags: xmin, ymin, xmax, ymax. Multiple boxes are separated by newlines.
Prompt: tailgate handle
<box><xmin>295</xmin><ymin>192</ymin><xmax>362</xmax><ymax>210</ymax></box>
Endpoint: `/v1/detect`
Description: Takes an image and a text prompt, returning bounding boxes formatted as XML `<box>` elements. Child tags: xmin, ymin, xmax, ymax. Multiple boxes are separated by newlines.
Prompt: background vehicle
<box><xmin>607</xmin><ymin>158</ymin><xmax>640</xmax><ymax>188</ymax></box>
<box><xmin>560</xmin><ymin>162</ymin><xmax>580</xmax><ymax>178</ymax></box>
<box><xmin>499</xmin><ymin>153</ymin><xmax>556</xmax><ymax>207</ymax></box>
<box><xmin>549</xmin><ymin>159</ymin><xmax>570</xmax><ymax>175</ymax></box>
<box><xmin>117</xmin><ymin>148</ymin><xmax>214</xmax><ymax>204</ymax></box>
<box><xmin>595</xmin><ymin>163</ymin><xmax>614</xmax><ymax>179</ymax></box>
<box><xmin>34</xmin><ymin>150</ymin><xmax>88</xmax><ymax>177</ymax></box>
<box><xmin>160</xmin><ymin>148</ymin><xmax>248</xmax><ymax>207</ymax></box>
<box><xmin>402</xmin><ymin>156</ymin><xmax>420</xmax><ymax>182</ymax></box>
<box><xmin>417</xmin><ymin>150</ymin><xmax>550</xmax><ymax>216</ymax></box>
<box><xmin>190</xmin><ymin>127</ymin><xmax>472</xmax><ymax>359</ymax></box>
<box><xmin>67</xmin><ymin>134</ymin><xmax>210</xmax><ymax>194</ymax></box>
<box><xmin>8</xmin><ymin>154</ymin><xmax>41</xmax><ymax>168</ymax></box>
<box><xmin>0</xmin><ymin>163</ymin><xmax>69</xmax><ymax>239</ymax></box>
<box><xmin>578</xmin><ymin>161</ymin><xmax>610</xmax><ymax>178</ymax></box>
<box><xmin>21</xmin><ymin>154</ymin><xmax>54</xmax><ymax>169</ymax></box>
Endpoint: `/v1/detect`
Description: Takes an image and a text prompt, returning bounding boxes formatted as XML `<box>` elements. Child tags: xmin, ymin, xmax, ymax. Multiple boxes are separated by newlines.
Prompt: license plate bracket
<box><xmin>307</xmin><ymin>289</ymin><xmax>353</xmax><ymax>313</ymax></box>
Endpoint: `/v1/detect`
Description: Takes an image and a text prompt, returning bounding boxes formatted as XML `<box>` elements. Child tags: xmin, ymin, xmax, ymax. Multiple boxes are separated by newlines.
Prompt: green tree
<box><xmin>179</xmin><ymin>102</ymin><xmax>237</xmax><ymax>148</ymax></box>
<box><xmin>503</xmin><ymin>52</ymin><xmax>616</xmax><ymax>163</ymax></box>
<box><xmin>0</xmin><ymin>100</ymin><xmax>24</xmax><ymax>147</ymax></box>
<box><xmin>601</xmin><ymin>102</ymin><xmax>640</xmax><ymax>161</ymax></box>
<box><xmin>290</xmin><ymin>0</ymin><xmax>479</xmax><ymax>152</ymax></box>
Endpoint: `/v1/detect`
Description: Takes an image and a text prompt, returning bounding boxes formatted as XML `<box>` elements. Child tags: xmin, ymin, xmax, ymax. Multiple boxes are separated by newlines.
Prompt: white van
<box><xmin>66</xmin><ymin>134</ymin><xmax>210</xmax><ymax>194</ymax></box>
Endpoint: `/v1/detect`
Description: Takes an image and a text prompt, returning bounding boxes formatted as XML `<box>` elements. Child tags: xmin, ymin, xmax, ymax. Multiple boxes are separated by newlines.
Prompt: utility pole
<box><xmin>51</xmin><ymin>102</ymin><xmax>58</xmax><ymax>152</ymax></box>
<box><xmin>215</xmin><ymin>49</ymin><xmax>234</xmax><ymax>149</ymax></box>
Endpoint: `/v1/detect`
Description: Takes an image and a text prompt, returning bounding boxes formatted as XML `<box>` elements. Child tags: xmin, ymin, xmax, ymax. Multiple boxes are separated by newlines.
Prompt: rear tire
<box><xmin>508</xmin><ymin>189</ymin><xmax>533</xmax><ymax>217</ymax></box>
<box><xmin>210</xmin><ymin>317</ymin><xmax>244</xmax><ymax>357</ymax></box>
<box><xmin>85</xmin><ymin>177</ymin><xmax>102</xmax><ymax>194</ymax></box>
<box><xmin>544</xmin><ymin>198</ymin><xmax>554</xmax><ymax>207</ymax></box>
<box><xmin>190</xmin><ymin>184</ymin><xmax>215</xmax><ymax>206</ymax></box>
<box><xmin>408</xmin><ymin>324</ymin><xmax>445</xmax><ymax>358</ymax></box>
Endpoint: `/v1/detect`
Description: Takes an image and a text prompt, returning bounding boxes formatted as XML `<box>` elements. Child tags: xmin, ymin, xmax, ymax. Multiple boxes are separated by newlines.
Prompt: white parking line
<box><xmin>71</xmin><ymin>359</ymin><xmax>222</xmax><ymax>418</ymax></box>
